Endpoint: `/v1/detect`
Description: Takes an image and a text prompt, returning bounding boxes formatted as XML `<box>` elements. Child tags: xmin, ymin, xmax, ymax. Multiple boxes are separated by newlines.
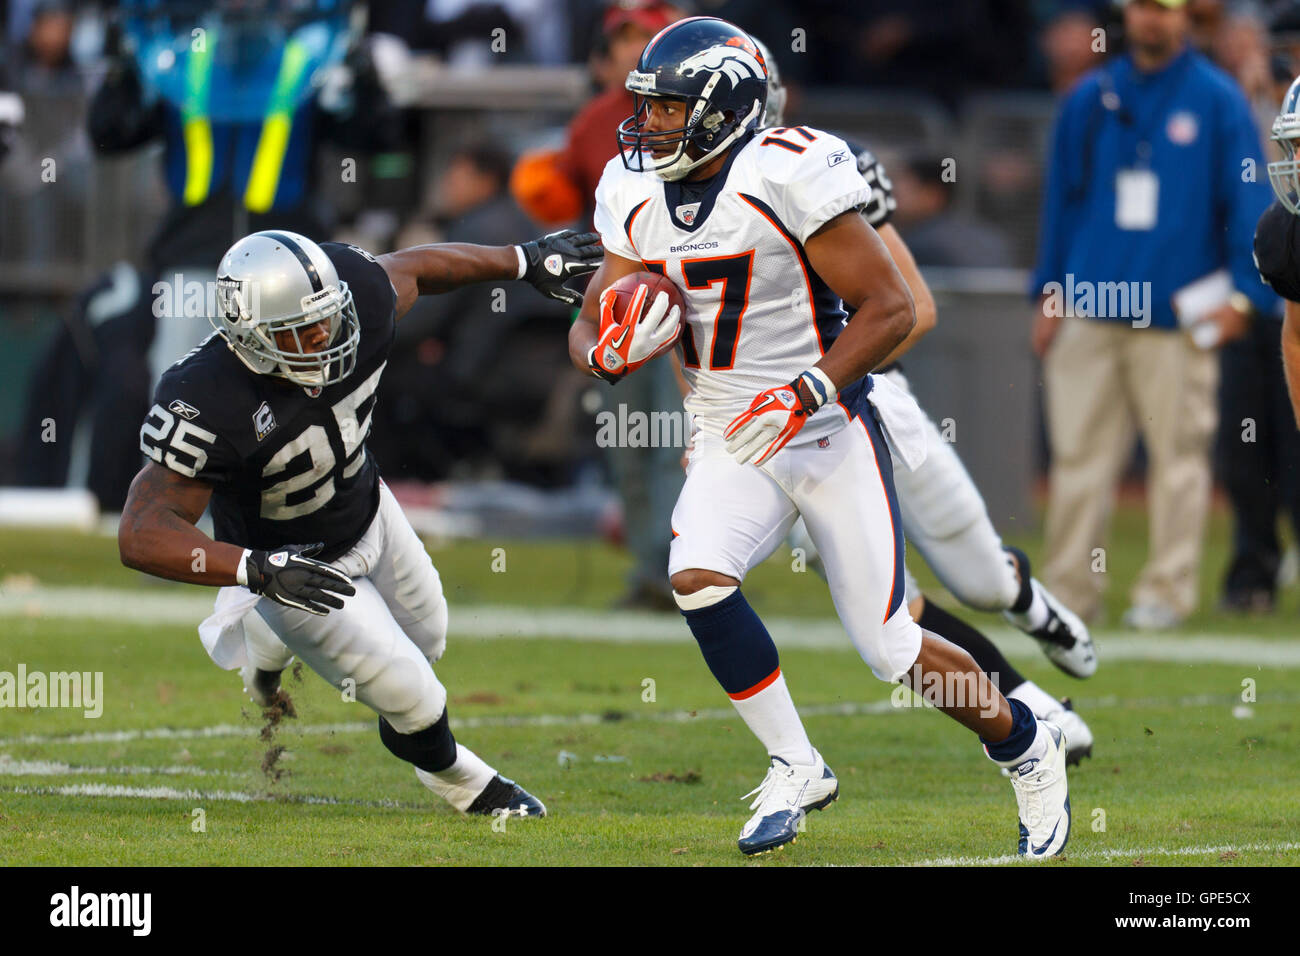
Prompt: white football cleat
<box><xmin>1044</xmin><ymin>698</ymin><xmax>1093</xmax><ymax>767</ymax></box>
<box><xmin>1001</xmin><ymin>549</ymin><xmax>1097</xmax><ymax>678</ymax></box>
<box><xmin>738</xmin><ymin>750</ymin><xmax>838</xmax><ymax>856</ymax></box>
<box><xmin>1008</xmin><ymin>721</ymin><xmax>1071</xmax><ymax>859</ymax></box>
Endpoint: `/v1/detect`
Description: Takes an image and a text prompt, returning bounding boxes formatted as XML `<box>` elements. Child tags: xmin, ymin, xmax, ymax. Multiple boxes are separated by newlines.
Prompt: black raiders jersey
<box><xmin>1254</xmin><ymin>199</ymin><xmax>1300</xmax><ymax>302</ymax></box>
<box><xmin>843</xmin><ymin>139</ymin><xmax>896</xmax><ymax>230</ymax></box>
<box><xmin>140</xmin><ymin>242</ymin><xmax>396</xmax><ymax>561</ymax></box>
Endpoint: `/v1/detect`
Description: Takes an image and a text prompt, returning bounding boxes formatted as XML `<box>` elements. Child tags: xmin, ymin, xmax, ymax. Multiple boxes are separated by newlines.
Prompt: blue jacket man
<box><xmin>1030</xmin><ymin>0</ymin><xmax>1276</xmax><ymax>630</ymax></box>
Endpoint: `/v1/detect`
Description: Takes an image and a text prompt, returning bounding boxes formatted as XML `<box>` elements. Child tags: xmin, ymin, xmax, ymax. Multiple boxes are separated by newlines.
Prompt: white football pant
<box><xmin>669</xmin><ymin>415</ymin><xmax>922</xmax><ymax>682</ymax></box>
<box><xmin>249</xmin><ymin>482</ymin><xmax>450</xmax><ymax>734</ymax></box>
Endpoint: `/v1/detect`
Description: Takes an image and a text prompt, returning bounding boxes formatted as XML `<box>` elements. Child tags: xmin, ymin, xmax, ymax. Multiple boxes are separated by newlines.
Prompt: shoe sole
<box><xmin>739</xmin><ymin>786</ymin><xmax>839</xmax><ymax>856</ymax></box>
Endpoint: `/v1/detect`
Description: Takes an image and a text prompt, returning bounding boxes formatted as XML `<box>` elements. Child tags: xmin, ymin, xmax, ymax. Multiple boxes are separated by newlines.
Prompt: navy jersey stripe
<box><xmin>263</xmin><ymin>231</ymin><xmax>324</xmax><ymax>292</ymax></box>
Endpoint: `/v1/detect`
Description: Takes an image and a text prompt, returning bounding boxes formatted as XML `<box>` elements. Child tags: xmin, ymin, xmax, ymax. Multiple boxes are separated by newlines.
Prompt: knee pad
<box><xmin>379</xmin><ymin>709</ymin><xmax>458</xmax><ymax>773</ymax></box>
<box><xmin>673</xmin><ymin>584</ymin><xmax>738</xmax><ymax>611</ymax></box>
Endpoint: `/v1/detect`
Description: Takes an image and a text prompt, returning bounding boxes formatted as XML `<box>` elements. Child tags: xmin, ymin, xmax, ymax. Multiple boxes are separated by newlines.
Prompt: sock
<box><xmin>415</xmin><ymin>744</ymin><xmax>497</xmax><ymax>812</ymax></box>
<box><xmin>982</xmin><ymin>697</ymin><xmax>1042</xmax><ymax>765</ymax></box>
<box><xmin>379</xmin><ymin>710</ymin><xmax>458</xmax><ymax>772</ymax></box>
<box><xmin>916</xmin><ymin>600</ymin><xmax>1026</xmax><ymax>691</ymax></box>
<box><xmin>1008</xmin><ymin>680</ymin><xmax>1063</xmax><ymax>720</ymax></box>
<box><xmin>678</xmin><ymin>587</ymin><xmax>815</xmax><ymax>766</ymax></box>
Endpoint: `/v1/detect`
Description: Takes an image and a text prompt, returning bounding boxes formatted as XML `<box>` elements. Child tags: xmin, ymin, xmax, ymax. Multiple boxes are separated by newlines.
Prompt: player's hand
<box><xmin>587</xmin><ymin>284</ymin><xmax>681</xmax><ymax>383</ymax></box>
<box><xmin>1205</xmin><ymin>301</ymin><xmax>1252</xmax><ymax>346</ymax></box>
<box><xmin>518</xmin><ymin>230</ymin><xmax>603</xmax><ymax>306</ymax></box>
<box><xmin>242</xmin><ymin>544</ymin><xmax>356</xmax><ymax>616</ymax></box>
<box><xmin>724</xmin><ymin>369</ymin><xmax>836</xmax><ymax>466</ymax></box>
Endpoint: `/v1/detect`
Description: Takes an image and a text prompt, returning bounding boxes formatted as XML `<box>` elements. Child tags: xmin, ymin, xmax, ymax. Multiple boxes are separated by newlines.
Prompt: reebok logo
<box><xmin>168</xmin><ymin>399</ymin><xmax>200</xmax><ymax>420</ymax></box>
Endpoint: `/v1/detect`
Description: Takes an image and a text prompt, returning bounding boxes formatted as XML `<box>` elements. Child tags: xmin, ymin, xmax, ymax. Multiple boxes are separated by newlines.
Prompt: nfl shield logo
<box><xmin>818</xmin><ymin>437</ymin><xmax>830</xmax><ymax>448</ymax></box>
<box><xmin>677</xmin><ymin>202</ymin><xmax>701</xmax><ymax>226</ymax></box>
<box><xmin>1167</xmin><ymin>111</ymin><xmax>1199</xmax><ymax>145</ymax></box>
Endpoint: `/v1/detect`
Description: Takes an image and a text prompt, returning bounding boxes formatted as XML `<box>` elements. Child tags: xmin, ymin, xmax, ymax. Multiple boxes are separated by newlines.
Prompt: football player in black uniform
<box><xmin>1259</xmin><ymin>75</ymin><xmax>1300</xmax><ymax>426</ymax></box>
<box><xmin>119</xmin><ymin>227</ymin><xmax>601</xmax><ymax>817</ymax></box>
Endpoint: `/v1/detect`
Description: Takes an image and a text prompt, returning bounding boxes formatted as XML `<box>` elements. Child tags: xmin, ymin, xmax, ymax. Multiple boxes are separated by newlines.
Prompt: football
<box><xmin>599</xmin><ymin>271</ymin><xmax>688</xmax><ymax>346</ymax></box>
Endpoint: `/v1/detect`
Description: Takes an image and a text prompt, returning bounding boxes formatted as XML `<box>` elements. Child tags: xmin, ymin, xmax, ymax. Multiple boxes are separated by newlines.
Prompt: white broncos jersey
<box><xmin>594</xmin><ymin>126</ymin><xmax>871</xmax><ymax>441</ymax></box>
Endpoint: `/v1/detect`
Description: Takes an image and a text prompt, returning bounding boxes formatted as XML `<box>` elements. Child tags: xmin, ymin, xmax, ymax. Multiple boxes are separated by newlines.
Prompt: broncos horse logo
<box><xmin>678</xmin><ymin>42</ymin><xmax>767</xmax><ymax>89</ymax></box>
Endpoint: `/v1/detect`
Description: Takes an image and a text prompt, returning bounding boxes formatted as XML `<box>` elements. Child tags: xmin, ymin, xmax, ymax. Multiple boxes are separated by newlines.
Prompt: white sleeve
<box><xmin>593</xmin><ymin>164</ymin><xmax>639</xmax><ymax>261</ymax></box>
<box><xmin>773</xmin><ymin>135</ymin><xmax>872</xmax><ymax>244</ymax></box>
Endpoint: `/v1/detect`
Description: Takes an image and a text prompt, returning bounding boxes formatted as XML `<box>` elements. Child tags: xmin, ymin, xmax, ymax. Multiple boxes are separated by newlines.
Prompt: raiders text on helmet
<box><xmin>212</xmin><ymin>230</ymin><xmax>360</xmax><ymax>389</ymax></box>
<box><xmin>618</xmin><ymin>17</ymin><xmax>769</xmax><ymax>182</ymax></box>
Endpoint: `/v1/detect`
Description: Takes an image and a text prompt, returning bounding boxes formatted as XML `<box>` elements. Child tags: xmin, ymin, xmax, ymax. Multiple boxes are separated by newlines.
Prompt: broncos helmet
<box><xmin>618</xmin><ymin>17</ymin><xmax>768</xmax><ymax>181</ymax></box>
<box><xmin>1270</xmin><ymin>75</ymin><xmax>1300</xmax><ymax>214</ymax></box>
<box><xmin>212</xmin><ymin>230</ymin><xmax>360</xmax><ymax>388</ymax></box>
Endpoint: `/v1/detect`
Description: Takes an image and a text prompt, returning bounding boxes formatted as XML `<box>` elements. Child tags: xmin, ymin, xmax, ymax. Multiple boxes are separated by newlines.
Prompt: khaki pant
<box><xmin>1042</xmin><ymin>317</ymin><xmax>1219</xmax><ymax>621</ymax></box>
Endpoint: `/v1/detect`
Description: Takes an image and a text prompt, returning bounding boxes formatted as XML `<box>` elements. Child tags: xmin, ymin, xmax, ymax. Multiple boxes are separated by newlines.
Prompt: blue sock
<box><xmin>680</xmin><ymin>590</ymin><xmax>780</xmax><ymax>698</ymax></box>
<box><xmin>982</xmin><ymin>697</ymin><xmax>1038</xmax><ymax>763</ymax></box>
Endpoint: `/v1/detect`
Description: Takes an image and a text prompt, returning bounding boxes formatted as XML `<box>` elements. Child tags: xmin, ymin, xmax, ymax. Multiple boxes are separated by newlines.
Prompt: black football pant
<box><xmin>1216</xmin><ymin>316</ymin><xmax>1300</xmax><ymax>598</ymax></box>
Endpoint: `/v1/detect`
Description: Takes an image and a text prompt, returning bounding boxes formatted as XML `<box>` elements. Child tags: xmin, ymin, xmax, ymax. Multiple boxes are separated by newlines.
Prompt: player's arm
<box><xmin>873</xmin><ymin>222</ymin><xmax>936</xmax><ymax>367</ymax></box>
<box><xmin>724</xmin><ymin>211</ymin><xmax>914</xmax><ymax>465</ymax></box>
<box><xmin>806</xmin><ymin>211</ymin><xmax>916</xmax><ymax>388</ymax></box>
<box><xmin>119</xmin><ymin>462</ymin><xmax>242</xmax><ymax>585</ymax></box>
<box><xmin>1283</xmin><ymin>300</ymin><xmax>1300</xmax><ymax>425</ymax></box>
<box><xmin>119</xmin><ymin>463</ymin><xmax>355</xmax><ymax>614</ymax></box>
<box><xmin>379</xmin><ymin>230</ymin><xmax>602</xmax><ymax>321</ymax></box>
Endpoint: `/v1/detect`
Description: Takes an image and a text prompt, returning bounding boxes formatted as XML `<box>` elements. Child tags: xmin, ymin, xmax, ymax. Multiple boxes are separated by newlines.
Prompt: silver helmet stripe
<box><xmin>262</xmin><ymin>231</ymin><xmax>324</xmax><ymax>293</ymax></box>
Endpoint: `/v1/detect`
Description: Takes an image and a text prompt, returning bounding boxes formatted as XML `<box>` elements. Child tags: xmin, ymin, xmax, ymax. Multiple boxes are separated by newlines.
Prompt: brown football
<box><xmin>600</xmin><ymin>271</ymin><xmax>687</xmax><ymax>344</ymax></box>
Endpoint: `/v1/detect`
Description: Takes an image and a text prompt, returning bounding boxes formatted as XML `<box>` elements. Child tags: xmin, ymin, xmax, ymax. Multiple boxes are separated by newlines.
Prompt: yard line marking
<box><xmin>5</xmin><ymin>586</ymin><xmax>1300</xmax><ymax>666</ymax></box>
<box><xmin>0</xmin><ymin>756</ymin><xmax>247</xmax><ymax>778</ymax></box>
<box><xmin>9</xmin><ymin>783</ymin><xmax>424</xmax><ymax>809</ymax></box>
<box><xmin>4</xmin><ymin>690</ymin><xmax>1293</xmax><ymax>748</ymax></box>
<box><xmin>911</xmin><ymin>841</ymin><xmax>1300</xmax><ymax>866</ymax></box>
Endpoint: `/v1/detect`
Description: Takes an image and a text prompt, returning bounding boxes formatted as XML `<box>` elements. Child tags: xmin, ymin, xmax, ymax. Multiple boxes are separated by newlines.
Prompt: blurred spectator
<box><xmin>6</xmin><ymin>0</ymin><xmax>84</xmax><ymax>98</ymax></box>
<box><xmin>889</xmin><ymin>151</ymin><xmax>1013</xmax><ymax>267</ymax></box>
<box><xmin>414</xmin><ymin>0</ymin><xmax>570</xmax><ymax>65</ymax></box>
<box><xmin>1040</xmin><ymin>6</ymin><xmax>1107</xmax><ymax>95</ymax></box>
<box><xmin>1030</xmin><ymin>0</ymin><xmax>1277</xmax><ymax>629</ymax></box>
<box><xmin>372</xmin><ymin>144</ymin><xmax>584</xmax><ymax>483</ymax></box>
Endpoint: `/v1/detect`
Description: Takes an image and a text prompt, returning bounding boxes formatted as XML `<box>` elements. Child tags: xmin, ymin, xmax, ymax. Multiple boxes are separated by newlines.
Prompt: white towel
<box><xmin>865</xmin><ymin>372</ymin><xmax>929</xmax><ymax>472</ymax></box>
<box><xmin>198</xmin><ymin>586</ymin><xmax>261</xmax><ymax>670</ymax></box>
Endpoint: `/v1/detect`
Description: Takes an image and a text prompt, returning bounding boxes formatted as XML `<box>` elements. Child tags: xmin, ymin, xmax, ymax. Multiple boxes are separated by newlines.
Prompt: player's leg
<box><xmin>883</xmin><ymin>371</ymin><xmax>1094</xmax><ymax>676</ymax></box>
<box><xmin>256</xmin><ymin>577</ymin><xmax>543</xmax><ymax>818</ymax></box>
<box><xmin>669</xmin><ymin>431</ymin><xmax>833</xmax><ymax>855</ymax></box>
<box><xmin>797</xmin><ymin>403</ymin><xmax>1069</xmax><ymax>857</ymax></box>
<box><xmin>239</xmin><ymin>608</ymin><xmax>295</xmax><ymax>709</ymax></box>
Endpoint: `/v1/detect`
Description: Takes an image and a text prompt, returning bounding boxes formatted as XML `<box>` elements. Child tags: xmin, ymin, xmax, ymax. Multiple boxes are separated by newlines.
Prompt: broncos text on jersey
<box><xmin>139</xmin><ymin>243</ymin><xmax>396</xmax><ymax>561</ymax></box>
<box><xmin>594</xmin><ymin>126</ymin><xmax>872</xmax><ymax>440</ymax></box>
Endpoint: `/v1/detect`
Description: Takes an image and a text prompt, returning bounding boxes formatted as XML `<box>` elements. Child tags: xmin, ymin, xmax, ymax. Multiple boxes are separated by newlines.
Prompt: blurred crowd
<box><xmin>5</xmin><ymin>0</ymin><xmax>1300</xmax><ymax>615</ymax></box>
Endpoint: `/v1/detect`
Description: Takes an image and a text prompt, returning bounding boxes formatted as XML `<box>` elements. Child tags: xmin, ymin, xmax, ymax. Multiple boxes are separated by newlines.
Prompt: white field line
<box><xmin>8</xmin><ymin>783</ymin><xmax>421</xmax><ymax>809</ymax></box>
<box><xmin>3</xmin><ymin>690</ymin><xmax>1293</xmax><ymax>749</ymax></box>
<box><xmin>0</xmin><ymin>756</ymin><xmax>247</xmax><ymax>777</ymax></box>
<box><xmin>911</xmin><ymin>841</ymin><xmax>1300</xmax><ymax>867</ymax></box>
<box><xmin>3</xmin><ymin>585</ymin><xmax>1300</xmax><ymax>666</ymax></box>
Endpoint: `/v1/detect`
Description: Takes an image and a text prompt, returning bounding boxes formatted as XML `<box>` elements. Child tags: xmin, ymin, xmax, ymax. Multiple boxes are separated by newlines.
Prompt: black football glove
<box><xmin>517</xmin><ymin>230</ymin><xmax>603</xmax><ymax>307</ymax></box>
<box><xmin>243</xmin><ymin>544</ymin><xmax>356</xmax><ymax>616</ymax></box>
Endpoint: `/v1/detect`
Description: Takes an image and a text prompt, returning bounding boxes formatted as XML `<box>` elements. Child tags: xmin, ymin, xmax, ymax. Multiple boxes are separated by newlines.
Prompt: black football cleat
<box><xmin>465</xmin><ymin>774</ymin><xmax>547</xmax><ymax>818</ymax></box>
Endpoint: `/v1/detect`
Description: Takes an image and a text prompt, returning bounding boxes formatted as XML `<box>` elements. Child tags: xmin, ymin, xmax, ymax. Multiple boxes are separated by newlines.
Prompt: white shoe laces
<box><xmin>742</xmin><ymin>763</ymin><xmax>806</xmax><ymax>812</ymax></box>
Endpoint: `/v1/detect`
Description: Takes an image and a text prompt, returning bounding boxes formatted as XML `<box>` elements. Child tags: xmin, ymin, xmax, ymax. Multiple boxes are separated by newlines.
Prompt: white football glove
<box><xmin>724</xmin><ymin>368</ymin><xmax>837</xmax><ymax>466</ymax></box>
<box><xmin>588</xmin><ymin>285</ymin><xmax>682</xmax><ymax>383</ymax></box>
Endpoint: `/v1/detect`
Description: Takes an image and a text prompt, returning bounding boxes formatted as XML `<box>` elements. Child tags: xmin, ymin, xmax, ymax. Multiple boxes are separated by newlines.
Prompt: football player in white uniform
<box><xmin>752</xmin><ymin>41</ymin><xmax>1095</xmax><ymax>764</ymax></box>
<box><xmin>569</xmin><ymin>16</ymin><xmax>1071</xmax><ymax>857</ymax></box>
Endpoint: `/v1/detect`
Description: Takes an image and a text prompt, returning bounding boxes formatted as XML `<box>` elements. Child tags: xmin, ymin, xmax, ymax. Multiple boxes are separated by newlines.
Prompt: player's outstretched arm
<box><xmin>379</xmin><ymin>229</ymin><xmax>602</xmax><ymax>320</ymax></box>
<box><xmin>873</xmin><ymin>222</ymin><xmax>936</xmax><ymax>368</ymax></box>
<box><xmin>804</xmin><ymin>211</ymin><xmax>916</xmax><ymax>389</ymax></box>
<box><xmin>119</xmin><ymin>462</ymin><xmax>244</xmax><ymax>585</ymax></box>
<box><xmin>567</xmin><ymin>249</ymin><xmax>647</xmax><ymax>376</ymax></box>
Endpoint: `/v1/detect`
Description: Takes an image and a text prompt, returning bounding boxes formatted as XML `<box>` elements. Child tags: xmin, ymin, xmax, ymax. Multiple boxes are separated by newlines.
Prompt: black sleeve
<box><xmin>841</xmin><ymin>137</ymin><xmax>896</xmax><ymax>229</ymax></box>
<box><xmin>141</xmin><ymin>370</ymin><xmax>242</xmax><ymax>484</ymax></box>
<box><xmin>88</xmin><ymin>58</ymin><xmax>165</xmax><ymax>154</ymax></box>
<box><xmin>322</xmin><ymin>241</ymin><xmax>397</xmax><ymax>341</ymax></box>
<box><xmin>1254</xmin><ymin>200</ymin><xmax>1300</xmax><ymax>303</ymax></box>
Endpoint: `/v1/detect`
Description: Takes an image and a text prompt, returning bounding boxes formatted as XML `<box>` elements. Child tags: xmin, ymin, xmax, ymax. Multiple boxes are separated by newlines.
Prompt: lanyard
<box><xmin>1097</xmin><ymin>53</ymin><xmax>1193</xmax><ymax>167</ymax></box>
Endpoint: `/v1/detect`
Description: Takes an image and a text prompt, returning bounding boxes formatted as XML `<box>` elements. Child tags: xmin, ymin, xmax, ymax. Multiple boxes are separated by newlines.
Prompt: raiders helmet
<box><xmin>212</xmin><ymin>230</ymin><xmax>360</xmax><ymax>388</ymax></box>
<box><xmin>618</xmin><ymin>17</ymin><xmax>768</xmax><ymax>181</ymax></box>
<box><xmin>751</xmin><ymin>35</ymin><xmax>786</xmax><ymax>128</ymax></box>
<box><xmin>1269</xmin><ymin>75</ymin><xmax>1300</xmax><ymax>215</ymax></box>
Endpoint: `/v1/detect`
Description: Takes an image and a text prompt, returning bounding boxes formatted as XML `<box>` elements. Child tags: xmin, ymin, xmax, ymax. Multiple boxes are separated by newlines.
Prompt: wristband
<box><xmin>235</xmin><ymin>548</ymin><xmax>253</xmax><ymax>587</ymax></box>
<box><xmin>800</xmin><ymin>367</ymin><xmax>838</xmax><ymax>408</ymax></box>
<box><xmin>514</xmin><ymin>245</ymin><xmax>527</xmax><ymax>280</ymax></box>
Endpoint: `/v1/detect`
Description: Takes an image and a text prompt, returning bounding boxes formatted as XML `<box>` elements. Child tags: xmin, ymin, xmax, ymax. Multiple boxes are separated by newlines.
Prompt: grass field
<box><xmin>1</xmin><ymin>501</ymin><xmax>1298</xmax><ymax>867</ymax></box>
